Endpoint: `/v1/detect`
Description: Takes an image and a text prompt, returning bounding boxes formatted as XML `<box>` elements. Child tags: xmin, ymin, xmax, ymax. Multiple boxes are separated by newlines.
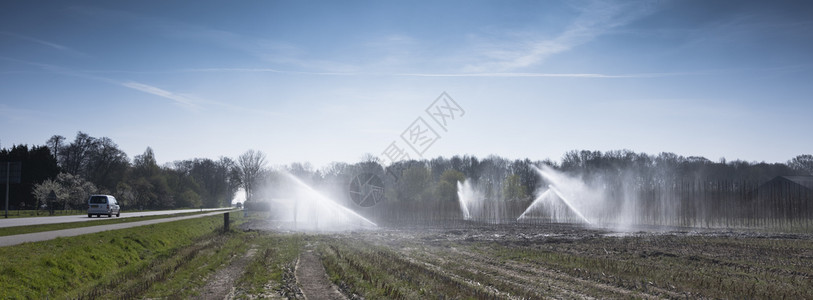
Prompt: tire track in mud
<box><xmin>196</xmin><ymin>246</ymin><xmax>259</xmax><ymax>299</ymax></box>
<box><xmin>454</xmin><ymin>246</ymin><xmax>683</xmax><ymax>299</ymax></box>
<box><xmin>403</xmin><ymin>251</ymin><xmax>551</xmax><ymax>299</ymax></box>
<box><xmin>296</xmin><ymin>249</ymin><xmax>347</xmax><ymax>300</ymax></box>
<box><xmin>406</xmin><ymin>246</ymin><xmax>591</xmax><ymax>299</ymax></box>
<box><xmin>405</xmin><ymin>244</ymin><xmax>671</xmax><ymax>299</ymax></box>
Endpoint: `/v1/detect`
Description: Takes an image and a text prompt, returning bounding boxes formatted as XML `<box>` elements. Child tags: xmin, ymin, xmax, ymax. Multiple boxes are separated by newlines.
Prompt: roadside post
<box><xmin>224</xmin><ymin>212</ymin><xmax>230</xmax><ymax>232</ymax></box>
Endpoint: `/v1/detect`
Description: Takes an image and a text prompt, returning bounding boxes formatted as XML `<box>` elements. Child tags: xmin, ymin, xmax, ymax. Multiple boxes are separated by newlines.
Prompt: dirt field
<box><xmin>243</xmin><ymin>221</ymin><xmax>813</xmax><ymax>299</ymax></box>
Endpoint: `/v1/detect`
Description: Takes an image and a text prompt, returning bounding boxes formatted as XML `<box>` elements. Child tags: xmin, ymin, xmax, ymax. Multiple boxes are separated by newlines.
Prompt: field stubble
<box><xmin>286</xmin><ymin>222</ymin><xmax>813</xmax><ymax>299</ymax></box>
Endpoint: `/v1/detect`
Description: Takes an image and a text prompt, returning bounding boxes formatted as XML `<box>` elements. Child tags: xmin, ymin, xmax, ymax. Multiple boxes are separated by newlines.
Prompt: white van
<box><xmin>87</xmin><ymin>195</ymin><xmax>121</xmax><ymax>218</ymax></box>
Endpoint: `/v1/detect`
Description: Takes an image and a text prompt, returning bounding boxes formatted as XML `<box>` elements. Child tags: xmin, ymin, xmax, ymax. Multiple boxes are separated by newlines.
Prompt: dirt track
<box><xmin>198</xmin><ymin>247</ymin><xmax>258</xmax><ymax>299</ymax></box>
<box><xmin>296</xmin><ymin>248</ymin><xmax>346</xmax><ymax>300</ymax></box>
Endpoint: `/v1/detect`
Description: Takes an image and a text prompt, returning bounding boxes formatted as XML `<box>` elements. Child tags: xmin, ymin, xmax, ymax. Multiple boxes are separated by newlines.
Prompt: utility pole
<box><xmin>5</xmin><ymin>161</ymin><xmax>9</xmax><ymax>218</ymax></box>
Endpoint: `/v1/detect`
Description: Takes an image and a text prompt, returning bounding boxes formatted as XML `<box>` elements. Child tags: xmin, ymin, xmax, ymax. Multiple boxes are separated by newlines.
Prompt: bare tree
<box><xmin>238</xmin><ymin>150</ymin><xmax>267</xmax><ymax>202</ymax></box>
<box><xmin>788</xmin><ymin>154</ymin><xmax>813</xmax><ymax>175</ymax></box>
<box><xmin>46</xmin><ymin>135</ymin><xmax>65</xmax><ymax>164</ymax></box>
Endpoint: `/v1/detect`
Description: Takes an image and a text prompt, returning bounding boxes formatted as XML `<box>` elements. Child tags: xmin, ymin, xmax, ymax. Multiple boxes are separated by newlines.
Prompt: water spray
<box><xmin>516</xmin><ymin>166</ymin><xmax>593</xmax><ymax>225</ymax></box>
<box><xmin>269</xmin><ymin>172</ymin><xmax>377</xmax><ymax>231</ymax></box>
<box><xmin>547</xmin><ymin>185</ymin><xmax>591</xmax><ymax>224</ymax></box>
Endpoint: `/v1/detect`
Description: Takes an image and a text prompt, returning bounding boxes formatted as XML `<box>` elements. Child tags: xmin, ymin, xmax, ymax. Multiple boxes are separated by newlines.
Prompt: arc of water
<box><xmin>517</xmin><ymin>189</ymin><xmax>551</xmax><ymax>220</ymax></box>
<box><xmin>283</xmin><ymin>173</ymin><xmax>378</xmax><ymax>227</ymax></box>
<box><xmin>548</xmin><ymin>185</ymin><xmax>592</xmax><ymax>224</ymax></box>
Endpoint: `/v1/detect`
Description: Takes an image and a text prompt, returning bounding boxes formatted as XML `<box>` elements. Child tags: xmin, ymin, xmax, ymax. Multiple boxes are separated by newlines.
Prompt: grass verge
<box><xmin>1</xmin><ymin>211</ymin><xmax>305</xmax><ymax>299</ymax></box>
<box><xmin>0</xmin><ymin>211</ymin><xmax>218</xmax><ymax>237</ymax></box>
<box><xmin>91</xmin><ymin>214</ymin><xmax>304</xmax><ymax>299</ymax></box>
<box><xmin>234</xmin><ymin>234</ymin><xmax>304</xmax><ymax>298</ymax></box>
<box><xmin>0</xmin><ymin>208</ymin><xmax>229</xmax><ymax>219</ymax></box>
<box><xmin>0</xmin><ymin>211</ymin><xmax>240</xmax><ymax>299</ymax></box>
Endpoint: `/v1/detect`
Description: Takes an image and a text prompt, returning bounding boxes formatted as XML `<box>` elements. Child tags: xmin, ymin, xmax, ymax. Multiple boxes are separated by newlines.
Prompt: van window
<box><xmin>89</xmin><ymin>196</ymin><xmax>108</xmax><ymax>204</ymax></box>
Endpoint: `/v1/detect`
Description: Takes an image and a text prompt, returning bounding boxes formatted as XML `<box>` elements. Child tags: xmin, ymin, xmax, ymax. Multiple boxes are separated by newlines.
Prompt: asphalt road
<box><xmin>0</xmin><ymin>210</ymin><xmax>235</xmax><ymax>247</ymax></box>
<box><xmin>0</xmin><ymin>208</ymin><xmax>231</xmax><ymax>228</ymax></box>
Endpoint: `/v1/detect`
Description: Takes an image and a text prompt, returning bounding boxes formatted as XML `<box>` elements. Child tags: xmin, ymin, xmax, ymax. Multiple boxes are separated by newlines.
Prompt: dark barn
<box><xmin>750</xmin><ymin>176</ymin><xmax>813</xmax><ymax>227</ymax></box>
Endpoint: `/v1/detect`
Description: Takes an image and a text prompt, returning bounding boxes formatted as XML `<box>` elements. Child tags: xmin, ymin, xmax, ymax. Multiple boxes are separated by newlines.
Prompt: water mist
<box><xmin>265</xmin><ymin>172</ymin><xmax>377</xmax><ymax>232</ymax></box>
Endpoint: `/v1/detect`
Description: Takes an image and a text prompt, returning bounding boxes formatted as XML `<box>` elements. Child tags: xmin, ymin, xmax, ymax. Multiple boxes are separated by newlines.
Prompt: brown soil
<box><xmin>196</xmin><ymin>247</ymin><xmax>258</xmax><ymax>299</ymax></box>
<box><xmin>312</xmin><ymin>223</ymin><xmax>813</xmax><ymax>299</ymax></box>
<box><xmin>295</xmin><ymin>249</ymin><xmax>347</xmax><ymax>300</ymax></box>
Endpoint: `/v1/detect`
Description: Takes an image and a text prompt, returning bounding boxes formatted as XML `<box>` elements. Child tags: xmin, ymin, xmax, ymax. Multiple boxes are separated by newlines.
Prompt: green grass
<box><xmin>235</xmin><ymin>234</ymin><xmax>304</xmax><ymax>297</ymax></box>
<box><xmin>0</xmin><ymin>211</ymin><xmax>218</xmax><ymax>237</ymax></box>
<box><xmin>0</xmin><ymin>210</ymin><xmax>305</xmax><ymax>299</ymax></box>
<box><xmin>0</xmin><ymin>212</ymin><xmax>240</xmax><ymax>299</ymax></box>
<box><xmin>0</xmin><ymin>208</ymin><xmax>231</xmax><ymax>219</ymax></box>
<box><xmin>1</xmin><ymin>209</ymin><xmax>86</xmax><ymax>218</ymax></box>
<box><xmin>140</xmin><ymin>231</ymin><xmax>252</xmax><ymax>298</ymax></box>
<box><xmin>143</xmin><ymin>231</ymin><xmax>306</xmax><ymax>299</ymax></box>
<box><xmin>91</xmin><ymin>211</ymin><xmax>302</xmax><ymax>299</ymax></box>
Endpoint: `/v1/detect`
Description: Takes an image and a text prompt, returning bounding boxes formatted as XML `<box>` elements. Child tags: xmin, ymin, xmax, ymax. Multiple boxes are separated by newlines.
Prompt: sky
<box><xmin>1</xmin><ymin>0</ymin><xmax>812</xmax><ymax>168</ymax></box>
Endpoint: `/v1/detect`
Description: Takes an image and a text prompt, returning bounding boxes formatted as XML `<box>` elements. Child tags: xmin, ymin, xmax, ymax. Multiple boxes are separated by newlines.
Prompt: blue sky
<box><xmin>1</xmin><ymin>0</ymin><xmax>811</xmax><ymax>167</ymax></box>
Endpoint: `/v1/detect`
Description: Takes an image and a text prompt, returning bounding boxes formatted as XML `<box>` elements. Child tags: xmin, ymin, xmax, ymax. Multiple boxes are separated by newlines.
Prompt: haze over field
<box><xmin>2</xmin><ymin>0</ymin><xmax>813</xmax><ymax>166</ymax></box>
<box><xmin>2</xmin><ymin>3</ymin><xmax>813</xmax><ymax>298</ymax></box>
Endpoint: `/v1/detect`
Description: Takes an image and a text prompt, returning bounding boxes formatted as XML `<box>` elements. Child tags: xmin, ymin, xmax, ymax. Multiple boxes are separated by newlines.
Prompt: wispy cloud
<box><xmin>80</xmin><ymin>67</ymin><xmax>285</xmax><ymax>75</ymax></box>
<box><xmin>179</xmin><ymin>67</ymin><xmax>359</xmax><ymax>76</ymax></box>
<box><xmin>118</xmin><ymin>79</ymin><xmax>280</xmax><ymax>116</ymax></box>
<box><xmin>72</xmin><ymin>6</ymin><xmax>360</xmax><ymax>73</ymax></box>
<box><xmin>2</xmin><ymin>57</ymin><xmax>202</xmax><ymax>111</ymax></box>
<box><xmin>0</xmin><ymin>31</ymin><xmax>87</xmax><ymax>56</ymax></box>
<box><xmin>2</xmin><ymin>57</ymin><xmax>284</xmax><ymax>115</ymax></box>
<box><xmin>0</xmin><ymin>103</ymin><xmax>50</xmax><ymax>123</ymax></box>
<box><xmin>3</xmin><ymin>52</ymin><xmax>697</xmax><ymax>80</ymax></box>
<box><xmin>79</xmin><ymin>67</ymin><xmax>361</xmax><ymax>77</ymax></box>
<box><xmin>395</xmin><ymin>72</ymin><xmax>683</xmax><ymax>78</ymax></box>
<box><xmin>120</xmin><ymin>81</ymin><xmax>201</xmax><ymax>110</ymax></box>
<box><xmin>464</xmin><ymin>0</ymin><xmax>662</xmax><ymax>72</ymax></box>
<box><xmin>0</xmin><ymin>56</ymin><xmax>116</xmax><ymax>82</ymax></box>
<box><xmin>76</xmin><ymin>67</ymin><xmax>690</xmax><ymax>79</ymax></box>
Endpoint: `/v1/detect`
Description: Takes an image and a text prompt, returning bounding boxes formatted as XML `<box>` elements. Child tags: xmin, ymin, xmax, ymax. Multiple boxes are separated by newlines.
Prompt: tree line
<box><xmin>1</xmin><ymin>132</ymin><xmax>248</xmax><ymax>212</ymax></box>
<box><xmin>241</xmin><ymin>149</ymin><xmax>812</xmax><ymax>227</ymax></box>
<box><xmin>249</xmin><ymin>150</ymin><xmax>812</xmax><ymax>205</ymax></box>
<box><xmin>1</xmin><ymin>132</ymin><xmax>811</xmax><ymax>219</ymax></box>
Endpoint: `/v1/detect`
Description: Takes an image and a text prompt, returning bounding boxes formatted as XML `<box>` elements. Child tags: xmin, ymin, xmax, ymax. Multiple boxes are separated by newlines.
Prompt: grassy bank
<box><xmin>0</xmin><ymin>211</ymin><xmax>215</xmax><ymax>237</ymax></box>
<box><xmin>0</xmin><ymin>208</ymin><xmax>230</xmax><ymax>219</ymax></box>
<box><xmin>94</xmin><ymin>215</ymin><xmax>304</xmax><ymax>299</ymax></box>
<box><xmin>139</xmin><ymin>231</ymin><xmax>303</xmax><ymax>298</ymax></box>
<box><xmin>235</xmin><ymin>234</ymin><xmax>304</xmax><ymax>297</ymax></box>
<box><xmin>0</xmin><ymin>212</ymin><xmax>238</xmax><ymax>299</ymax></box>
<box><xmin>0</xmin><ymin>212</ymin><xmax>305</xmax><ymax>299</ymax></box>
